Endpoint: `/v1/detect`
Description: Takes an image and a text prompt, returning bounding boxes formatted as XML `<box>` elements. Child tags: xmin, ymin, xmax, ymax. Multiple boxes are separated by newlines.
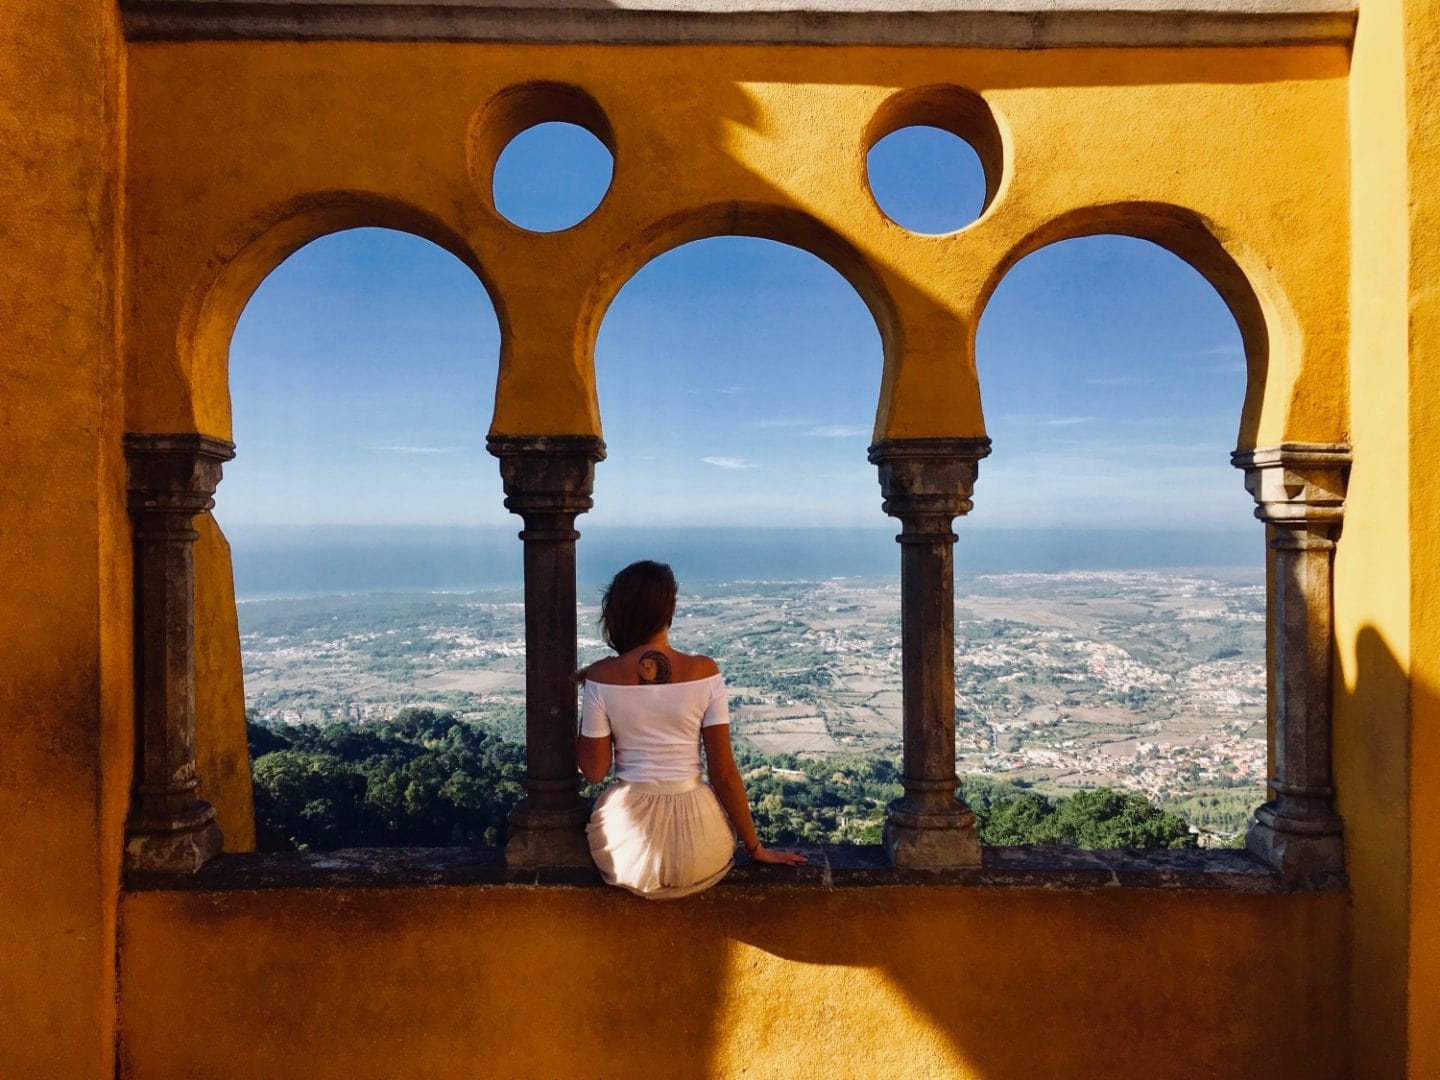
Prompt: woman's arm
<box><xmin>576</xmin><ymin>734</ymin><xmax>612</xmax><ymax>785</ymax></box>
<box><xmin>576</xmin><ymin>674</ymin><xmax>613</xmax><ymax>784</ymax></box>
<box><xmin>701</xmin><ymin>725</ymin><xmax>806</xmax><ymax>866</ymax></box>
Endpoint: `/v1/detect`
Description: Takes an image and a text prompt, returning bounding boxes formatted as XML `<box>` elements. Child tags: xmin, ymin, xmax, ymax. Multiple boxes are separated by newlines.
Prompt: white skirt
<box><xmin>587</xmin><ymin>776</ymin><xmax>736</xmax><ymax>900</ymax></box>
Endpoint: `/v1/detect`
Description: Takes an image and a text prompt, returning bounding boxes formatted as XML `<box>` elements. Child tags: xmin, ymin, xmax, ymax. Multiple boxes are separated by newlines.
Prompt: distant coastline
<box><xmin>222</xmin><ymin>523</ymin><xmax>1261</xmax><ymax>601</ymax></box>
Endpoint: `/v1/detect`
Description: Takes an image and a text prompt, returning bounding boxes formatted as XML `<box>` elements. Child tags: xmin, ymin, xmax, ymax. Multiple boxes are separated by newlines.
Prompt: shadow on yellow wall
<box><xmin>120</xmin><ymin>879</ymin><xmax>1351</xmax><ymax>1079</ymax></box>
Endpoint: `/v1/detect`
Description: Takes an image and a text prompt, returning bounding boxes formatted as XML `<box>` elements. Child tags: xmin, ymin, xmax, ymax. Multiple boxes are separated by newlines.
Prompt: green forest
<box><xmin>248</xmin><ymin>709</ymin><xmax>1200</xmax><ymax>853</ymax></box>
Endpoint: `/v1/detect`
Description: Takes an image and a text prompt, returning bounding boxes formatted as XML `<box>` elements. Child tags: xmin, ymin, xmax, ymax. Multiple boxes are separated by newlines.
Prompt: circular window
<box><xmin>866</xmin><ymin>125</ymin><xmax>987</xmax><ymax>235</ymax></box>
<box><xmin>492</xmin><ymin>121</ymin><xmax>614</xmax><ymax>233</ymax></box>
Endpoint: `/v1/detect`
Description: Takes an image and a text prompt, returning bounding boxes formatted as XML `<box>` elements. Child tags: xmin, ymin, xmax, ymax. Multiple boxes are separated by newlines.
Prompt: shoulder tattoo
<box><xmin>637</xmin><ymin>650</ymin><xmax>672</xmax><ymax>684</ymax></box>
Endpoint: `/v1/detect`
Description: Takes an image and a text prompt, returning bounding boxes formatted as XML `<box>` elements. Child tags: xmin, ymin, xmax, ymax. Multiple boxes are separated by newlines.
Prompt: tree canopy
<box><xmin>249</xmin><ymin>709</ymin><xmax>525</xmax><ymax>850</ymax></box>
<box><xmin>249</xmin><ymin>712</ymin><xmax>1197</xmax><ymax>852</ymax></box>
<box><xmin>976</xmin><ymin>787</ymin><xmax>1196</xmax><ymax>849</ymax></box>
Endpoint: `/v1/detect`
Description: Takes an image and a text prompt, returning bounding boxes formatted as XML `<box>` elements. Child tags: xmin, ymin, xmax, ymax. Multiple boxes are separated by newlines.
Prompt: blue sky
<box><xmin>221</xmin><ymin>124</ymin><xmax>1251</xmax><ymax>535</ymax></box>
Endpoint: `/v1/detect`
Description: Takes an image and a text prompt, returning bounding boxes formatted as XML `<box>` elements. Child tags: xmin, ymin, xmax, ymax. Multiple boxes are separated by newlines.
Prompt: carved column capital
<box><xmin>1232</xmin><ymin>443</ymin><xmax>1351</xmax><ymax>534</ymax></box>
<box><xmin>125</xmin><ymin>433</ymin><xmax>236</xmax><ymax>513</ymax></box>
<box><xmin>487</xmin><ymin>434</ymin><xmax>606</xmax><ymax>532</ymax></box>
<box><xmin>869</xmin><ymin>438</ymin><xmax>991</xmax><ymax>532</ymax></box>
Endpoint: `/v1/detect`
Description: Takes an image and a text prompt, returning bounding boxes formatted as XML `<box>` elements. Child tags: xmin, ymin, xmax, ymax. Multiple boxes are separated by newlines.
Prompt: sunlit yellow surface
<box><xmin>119</xmin><ymin>885</ymin><xmax>1348</xmax><ymax>1079</ymax></box>
<box><xmin>1335</xmin><ymin>2</ymin><xmax>1413</xmax><ymax>1075</ymax></box>
<box><xmin>1404</xmin><ymin>0</ymin><xmax>1440</xmax><ymax>1074</ymax></box>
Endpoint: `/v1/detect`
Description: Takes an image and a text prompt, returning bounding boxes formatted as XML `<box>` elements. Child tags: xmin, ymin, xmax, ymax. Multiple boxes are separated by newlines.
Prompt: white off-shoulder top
<box><xmin>580</xmin><ymin>673</ymin><xmax>730</xmax><ymax>783</ymax></box>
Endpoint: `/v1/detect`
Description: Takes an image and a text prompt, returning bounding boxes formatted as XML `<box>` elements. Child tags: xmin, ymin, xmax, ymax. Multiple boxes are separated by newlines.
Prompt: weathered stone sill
<box><xmin>119</xmin><ymin>0</ymin><xmax>1358</xmax><ymax>50</ymax></box>
<box><xmin>125</xmin><ymin>843</ymin><xmax>1330</xmax><ymax>894</ymax></box>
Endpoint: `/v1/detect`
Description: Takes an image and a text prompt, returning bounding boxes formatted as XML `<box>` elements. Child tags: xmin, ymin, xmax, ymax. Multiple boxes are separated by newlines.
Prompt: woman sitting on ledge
<box><xmin>577</xmin><ymin>560</ymin><xmax>807</xmax><ymax>899</ymax></box>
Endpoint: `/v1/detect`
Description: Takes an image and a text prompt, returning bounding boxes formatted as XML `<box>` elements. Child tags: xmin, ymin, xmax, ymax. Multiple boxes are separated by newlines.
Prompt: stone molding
<box><xmin>1233</xmin><ymin>441</ymin><xmax>1350</xmax><ymax>888</ymax></box>
<box><xmin>486</xmin><ymin>433</ymin><xmax>607</xmax><ymax>459</ymax></box>
<box><xmin>124</xmin><ymin>433</ymin><xmax>236</xmax><ymax>873</ymax></box>
<box><xmin>119</xmin><ymin>0</ymin><xmax>1358</xmax><ymax>48</ymax></box>
<box><xmin>125</xmin><ymin>843</ymin><xmax>1310</xmax><ymax>894</ymax></box>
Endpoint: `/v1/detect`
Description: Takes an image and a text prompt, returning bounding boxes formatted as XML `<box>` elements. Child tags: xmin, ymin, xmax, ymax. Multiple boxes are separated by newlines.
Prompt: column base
<box><xmin>1246</xmin><ymin>804</ymin><xmax>1345</xmax><ymax>887</ymax></box>
<box><xmin>124</xmin><ymin>818</ymin><xmax>223</xmax><ymax>873</ymax></box>
<box><xmin>504</xmin><ymin>801</ymin><xmax>594</xmax><ymax>868</ymax></box>
<box><xmin>884</xmin><ymin>799</ymin><xmax>980</xmax><ymax>869</ymax></box>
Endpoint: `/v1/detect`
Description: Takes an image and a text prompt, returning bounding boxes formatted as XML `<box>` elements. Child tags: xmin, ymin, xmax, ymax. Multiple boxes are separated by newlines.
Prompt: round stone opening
<box><xmin>866</xmin><ymin>124</ymin><xmax>987</xmax><ymax>235</ymax></box>
<box><xmin>493</xmin><ymin>121</ymin><xmax>614</xmax><ymax>233</ymax></box>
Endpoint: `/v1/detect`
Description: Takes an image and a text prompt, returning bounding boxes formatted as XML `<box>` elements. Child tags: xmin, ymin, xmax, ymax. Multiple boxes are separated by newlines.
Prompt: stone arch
<box><xmin>975</xmin><ymin>201</ymin><xmax>1302</xmax><ymax>452</ymax></box>
<box><xmin>587</xmin><ymin>231</ymin><xmax>888</xmax><ymax>532</ymax></box>
<box><xmin>173</xmin><ymin>191</ymin><xmax>500</xmax><ymax>440</ymax></box>
<box><xmin>973</xmin><ymin>203</ymin><xmax>1352</xmax><ymax>886</ymax></box>
<box><xmin>570</xmin><ymin>202</ymin><xmax>901</xmax><ymax>443</ymax></box>
<box><xmin>132</xmin><ymin>201</ymin><xmax>508</xmax><ymax>866</ymax></box>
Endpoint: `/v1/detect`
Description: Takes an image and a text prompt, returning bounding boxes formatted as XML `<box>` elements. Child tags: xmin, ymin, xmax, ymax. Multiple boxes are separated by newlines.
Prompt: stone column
<box><xmin>489</xmin><ymin>434</ymin><xmax>606</xmax><ymax>867</ymax></box>
<box><xmin>870</xmin><ymin>437</ymin><xmax>991</xmax><ymax>868</ymax></box>
<box><xmin>1233</xmin><ymin>443</ymin><xmax>1351</xmax><ymax>887</ymax></box>
<box><xmin>124</xmin><ymin>433</ymin><xmax>235</xmax><ymax>872</ymax></box>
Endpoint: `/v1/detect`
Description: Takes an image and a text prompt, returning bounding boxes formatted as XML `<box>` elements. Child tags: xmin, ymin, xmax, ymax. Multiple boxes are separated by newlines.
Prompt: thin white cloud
<box><xmin>806</xmin><ymin>425</ymin><xmax>868</xmax><ymax>438</ymax></box>
<box><xmin>1171</xmin><ymin>343</ymin><xmax>1247</xmax><ymax>367</ymax></box>
<box><xmin>1085</xmin><ymin>376</ymin><xmax>1152</xmax><ymax>387</ymax></box>
<box><xmin>369</xmin><ymin>445</ymin><xmax>461</xmax><ymax>454</ymax></box>
<box><xmin>701</xmin><ymin>456</ymin><xmax>759</xmax><ymax>470</ymax></box>
<box><xmin>1182</xmin><ymin>344</ymin><xmax>1244</xmax><ymax>358</ymax></box>
<box><xmin>990</xmin><ymin>413</ymin><xmax>1096</xmax><ymax>427</ymax></box>
<box><xmin>748</xmin><ymin>418</ymin><xmax>812</xmax><ymax>429</ymax></box>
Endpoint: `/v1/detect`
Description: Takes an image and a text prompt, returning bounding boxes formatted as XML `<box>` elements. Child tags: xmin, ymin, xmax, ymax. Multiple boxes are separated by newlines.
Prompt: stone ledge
<box><xmin>119</xmin><ymin>0</ymin><xmax>1357</xmax><ymax>48</ymax></box>
<box><xmin>124</xmin><ymin>843</ymin><xmax>1324</xmax><ymax>894</ymax></box>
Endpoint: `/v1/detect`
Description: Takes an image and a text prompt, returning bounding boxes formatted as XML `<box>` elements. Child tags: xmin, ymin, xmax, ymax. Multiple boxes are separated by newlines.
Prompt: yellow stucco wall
<box><xmin>1336</xmin><ymin>1</ymin><xmax>1440</xmax><ymax>1074</ymax></box>
<box><xmin>1407</xmin><ymin>0</ymin><xmax>1440</xmax><ymax>1073</ymax></box>
<box><xmin>119</xmin><ymin>885</ymin><xmax>1348</xmax><ymax>1080</ymax></box>
<box><xmin>1336</xmin><ymin>2</ymin><xmax>1414</xmax><ymax>1076</ymax></box>
<box><xmin>0</xmin><ymin>0</ymin><xmax>127</xmax><ymax>1076</ymax></box>
<box><xmin>123</xmin><ymin>43</ymin><xmax>1351</xmax><ymax>452</ymax></box>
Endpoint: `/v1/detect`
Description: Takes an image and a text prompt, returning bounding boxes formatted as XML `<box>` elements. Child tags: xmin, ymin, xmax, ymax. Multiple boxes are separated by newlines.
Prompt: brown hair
<box><xmin>600</xmin><ymin>560</ymin><xmax>678</xmax><ymax>654</ymax></box>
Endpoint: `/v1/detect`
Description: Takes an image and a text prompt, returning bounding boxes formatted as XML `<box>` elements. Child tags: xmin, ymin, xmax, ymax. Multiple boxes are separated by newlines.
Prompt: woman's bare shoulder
<box><xmin>582</xmin><ymin>656</ymin><xmax>625</xmax><ymax>685</ymax></box>
<box><xmin>674</xmin><ymin>652</ymin><xmax>721</xmax><ymax>679</ymax></box>
<box><xmin>584</xmin><ymin>649</ymin><xmax>719</xmax><ymax>685</ymax></box>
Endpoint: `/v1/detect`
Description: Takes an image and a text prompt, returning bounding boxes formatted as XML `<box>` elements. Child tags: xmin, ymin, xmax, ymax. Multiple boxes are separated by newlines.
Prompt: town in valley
<box><xmin>240</xmin><ymin>568</ymin><xmax>1267</xmax><ymax>841</ymax></box>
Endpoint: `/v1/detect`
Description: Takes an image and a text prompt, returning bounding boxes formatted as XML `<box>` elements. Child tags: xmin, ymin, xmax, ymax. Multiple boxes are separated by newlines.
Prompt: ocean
<box><xmin>223</xmin><ymin>524</ymin><xmax>1261</xmax><ymax>600</ymax></box>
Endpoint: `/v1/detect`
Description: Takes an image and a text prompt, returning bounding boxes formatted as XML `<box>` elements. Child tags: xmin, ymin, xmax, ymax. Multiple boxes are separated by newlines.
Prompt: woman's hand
<box><xmin>703</xmin><ymin>725</ymin><xmax>807</xmax><ymax>868</ymax></box>
<box><xmin>749</xmin><ymin>844</ymin><xmax>807</xmax><ymax>866</ymax></box>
